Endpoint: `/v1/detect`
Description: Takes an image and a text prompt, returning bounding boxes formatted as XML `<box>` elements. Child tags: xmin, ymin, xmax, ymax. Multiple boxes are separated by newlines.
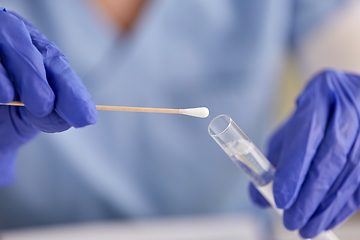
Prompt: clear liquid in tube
<box><xmin>223</xmin><ymin>139</ymin><xmax>275</xmax><ymax>186</ymax></box>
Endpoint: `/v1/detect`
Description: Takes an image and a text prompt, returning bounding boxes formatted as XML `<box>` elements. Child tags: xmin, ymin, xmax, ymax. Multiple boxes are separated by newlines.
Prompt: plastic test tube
<box><xmin>208</xmin><ymin>115</ymin><xmax>339</xmax><ymax>240</ymax></box>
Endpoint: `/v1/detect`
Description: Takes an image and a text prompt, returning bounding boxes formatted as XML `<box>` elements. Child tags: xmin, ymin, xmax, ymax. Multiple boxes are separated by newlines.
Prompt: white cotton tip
<box><xmin>181</xmin><ymin>107</ymin><xmax>209</xmax><ymax>118</ymax></box>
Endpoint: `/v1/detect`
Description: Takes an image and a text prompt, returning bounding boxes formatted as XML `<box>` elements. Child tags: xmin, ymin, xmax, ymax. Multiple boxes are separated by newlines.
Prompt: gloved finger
<box><xmin>0</xmin><ymin>62</ymin><xmax>14</xmax><ymax>103</ymax></box>
<box><xmin>323</xmin><ymin>74</ymin><xmax>360</xmax><ymax>231</ymax></box>
<box><xmin>282</xmin><ymin>72</ymin><xmax>359</xmax><ymax>232</ymax></box>
<box><xmin>9</xmin><ymin>11</ymin><xmax>97</xmax><ymax>128</ymax></box>
<box><xmin>0</xmin><ymin>10</ymin><xmax>54</xmax><ymax>117</ymax></box>
<box><xmin>272</xmin><ymin>71</ymin><xmax>333</xmax><ymax>210</ymax></box>
<box><xmin>19</xmin><ymin>107</ymin><xmax>71</xmax><ymax>133</ymax></box>
<box><xmin>248</xmin><ymin>183</ymin><xmax>271</xmax><ymax>208</ymax></box>
<box><xmin>297</xmin><ymin>124</ymin><xmax>360</xmax><ymax>238</ymax></box>
<box><xmin>325</xmin><ymin>185</ymin><xmax>360</xmax><ymax>231</ymax></box>
<box><xmin>299</xmin><ymin>163</ymin><xmax>360</xmax><ymax>238</ymax></box>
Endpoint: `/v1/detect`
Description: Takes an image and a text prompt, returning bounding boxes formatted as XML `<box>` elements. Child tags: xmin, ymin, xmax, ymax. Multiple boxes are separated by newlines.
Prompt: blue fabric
<box><xmin>250</xmin><ymin>70</ymin><xmax>360</xmax><ymax>238</ymax></box>
<box><xmin>0</xmin><ymin>0</ymin><xmax>345</xmax><ymax>230</ymax></box>
<box><xmin>289</xmin><ymin>0</ymin><xmax>347</xmax><ymax>46</ymax></box>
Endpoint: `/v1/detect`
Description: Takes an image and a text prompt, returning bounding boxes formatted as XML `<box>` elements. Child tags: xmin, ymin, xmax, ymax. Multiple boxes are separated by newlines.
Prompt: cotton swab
<box><xmin>1</xmin><ymin>101</ymin><xmax>210</xmax><ymax>118</ymax></box>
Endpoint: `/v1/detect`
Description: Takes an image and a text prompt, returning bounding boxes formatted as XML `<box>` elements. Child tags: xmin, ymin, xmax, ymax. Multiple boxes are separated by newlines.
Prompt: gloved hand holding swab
<box><xmin>1</xmin><ymin>101</ymin><xmax>210</xmax><ymax>118</ymax></box>
<box><xmin>208</xmin><ymin>115</ymin><xmax>340</xmax><ymax>240</ymax></box>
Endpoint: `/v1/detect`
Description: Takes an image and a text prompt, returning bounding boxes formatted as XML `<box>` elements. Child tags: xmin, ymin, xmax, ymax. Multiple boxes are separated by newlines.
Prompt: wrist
<box><xmin>0</xmin><ymin>148</ymin><xmax>18</xmax><ymax>187</ymax></box>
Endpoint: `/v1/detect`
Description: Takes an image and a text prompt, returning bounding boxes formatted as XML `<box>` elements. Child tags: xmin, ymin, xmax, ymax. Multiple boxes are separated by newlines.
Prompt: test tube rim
<box><xmin>208</xmin><ymin>114</ymin><xmax>233</xmax><ymax>137</ymax></box>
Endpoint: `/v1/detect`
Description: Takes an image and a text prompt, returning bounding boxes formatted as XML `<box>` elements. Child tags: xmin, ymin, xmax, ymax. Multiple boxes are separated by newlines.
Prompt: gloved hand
<box><xmin>0</xmin><ymin>8</ymin><xmax>97</xmax><ymax>186</ymax></box>
<box><xmin>249</xmin><ymin>69</ymin><xmax>360</xmax><ymax>238</ymax></box>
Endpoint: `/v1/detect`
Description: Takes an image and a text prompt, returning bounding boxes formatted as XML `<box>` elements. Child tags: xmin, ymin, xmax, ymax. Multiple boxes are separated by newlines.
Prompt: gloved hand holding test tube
<box><xmin>208</xmin><ymin>115</ymin><xmax>339</xmax><ymax>240</ymax></box>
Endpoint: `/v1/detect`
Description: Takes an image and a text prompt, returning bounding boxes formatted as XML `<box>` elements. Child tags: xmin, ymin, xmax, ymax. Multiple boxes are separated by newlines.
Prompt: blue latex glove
<box><xmin>0</xmin><ymin>8</ymin><xmax>97</xmax><ymax>186</ymax></box>
<box><xmin>249</xmin><ymin>69</ymin><xmax>360</xmax><ymax>238</ymax></box>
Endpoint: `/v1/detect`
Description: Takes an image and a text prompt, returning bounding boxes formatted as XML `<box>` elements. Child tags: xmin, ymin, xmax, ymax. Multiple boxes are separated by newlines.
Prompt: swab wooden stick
<box><xmin>1</xmin><ymin>101</ymin><xmax>210</xmax><ymax>118</ymax></box>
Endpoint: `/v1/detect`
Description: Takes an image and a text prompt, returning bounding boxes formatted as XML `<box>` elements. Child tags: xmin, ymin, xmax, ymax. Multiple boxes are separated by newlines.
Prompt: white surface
<box><xmin>274</xmin><ymin>214</ymin><xmax>360</xmax><ymax>240</ymax></box>
<box><xmin>1</xmin><ymin>215</ymin><xmax>261</xmax><ymax>240</ymax></box>
<box><xmin>2</xmin><ymin>214</ymin><xmax>359</xmax><ymax>240</ymax></box>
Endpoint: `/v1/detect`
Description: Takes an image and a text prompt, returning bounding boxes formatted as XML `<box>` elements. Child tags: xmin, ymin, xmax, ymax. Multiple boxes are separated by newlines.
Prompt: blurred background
<box><xmin>1</xmin><ymin>0</ymin><xmax>360</xmax><ymax>239</ymax></box>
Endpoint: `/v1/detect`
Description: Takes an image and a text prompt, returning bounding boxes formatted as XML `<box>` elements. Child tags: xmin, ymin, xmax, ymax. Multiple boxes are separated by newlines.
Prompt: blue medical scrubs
<box><xmin>0</xmin><ymin>0</ymin><xmax>345</xmax><ymax>229</ymax></box>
